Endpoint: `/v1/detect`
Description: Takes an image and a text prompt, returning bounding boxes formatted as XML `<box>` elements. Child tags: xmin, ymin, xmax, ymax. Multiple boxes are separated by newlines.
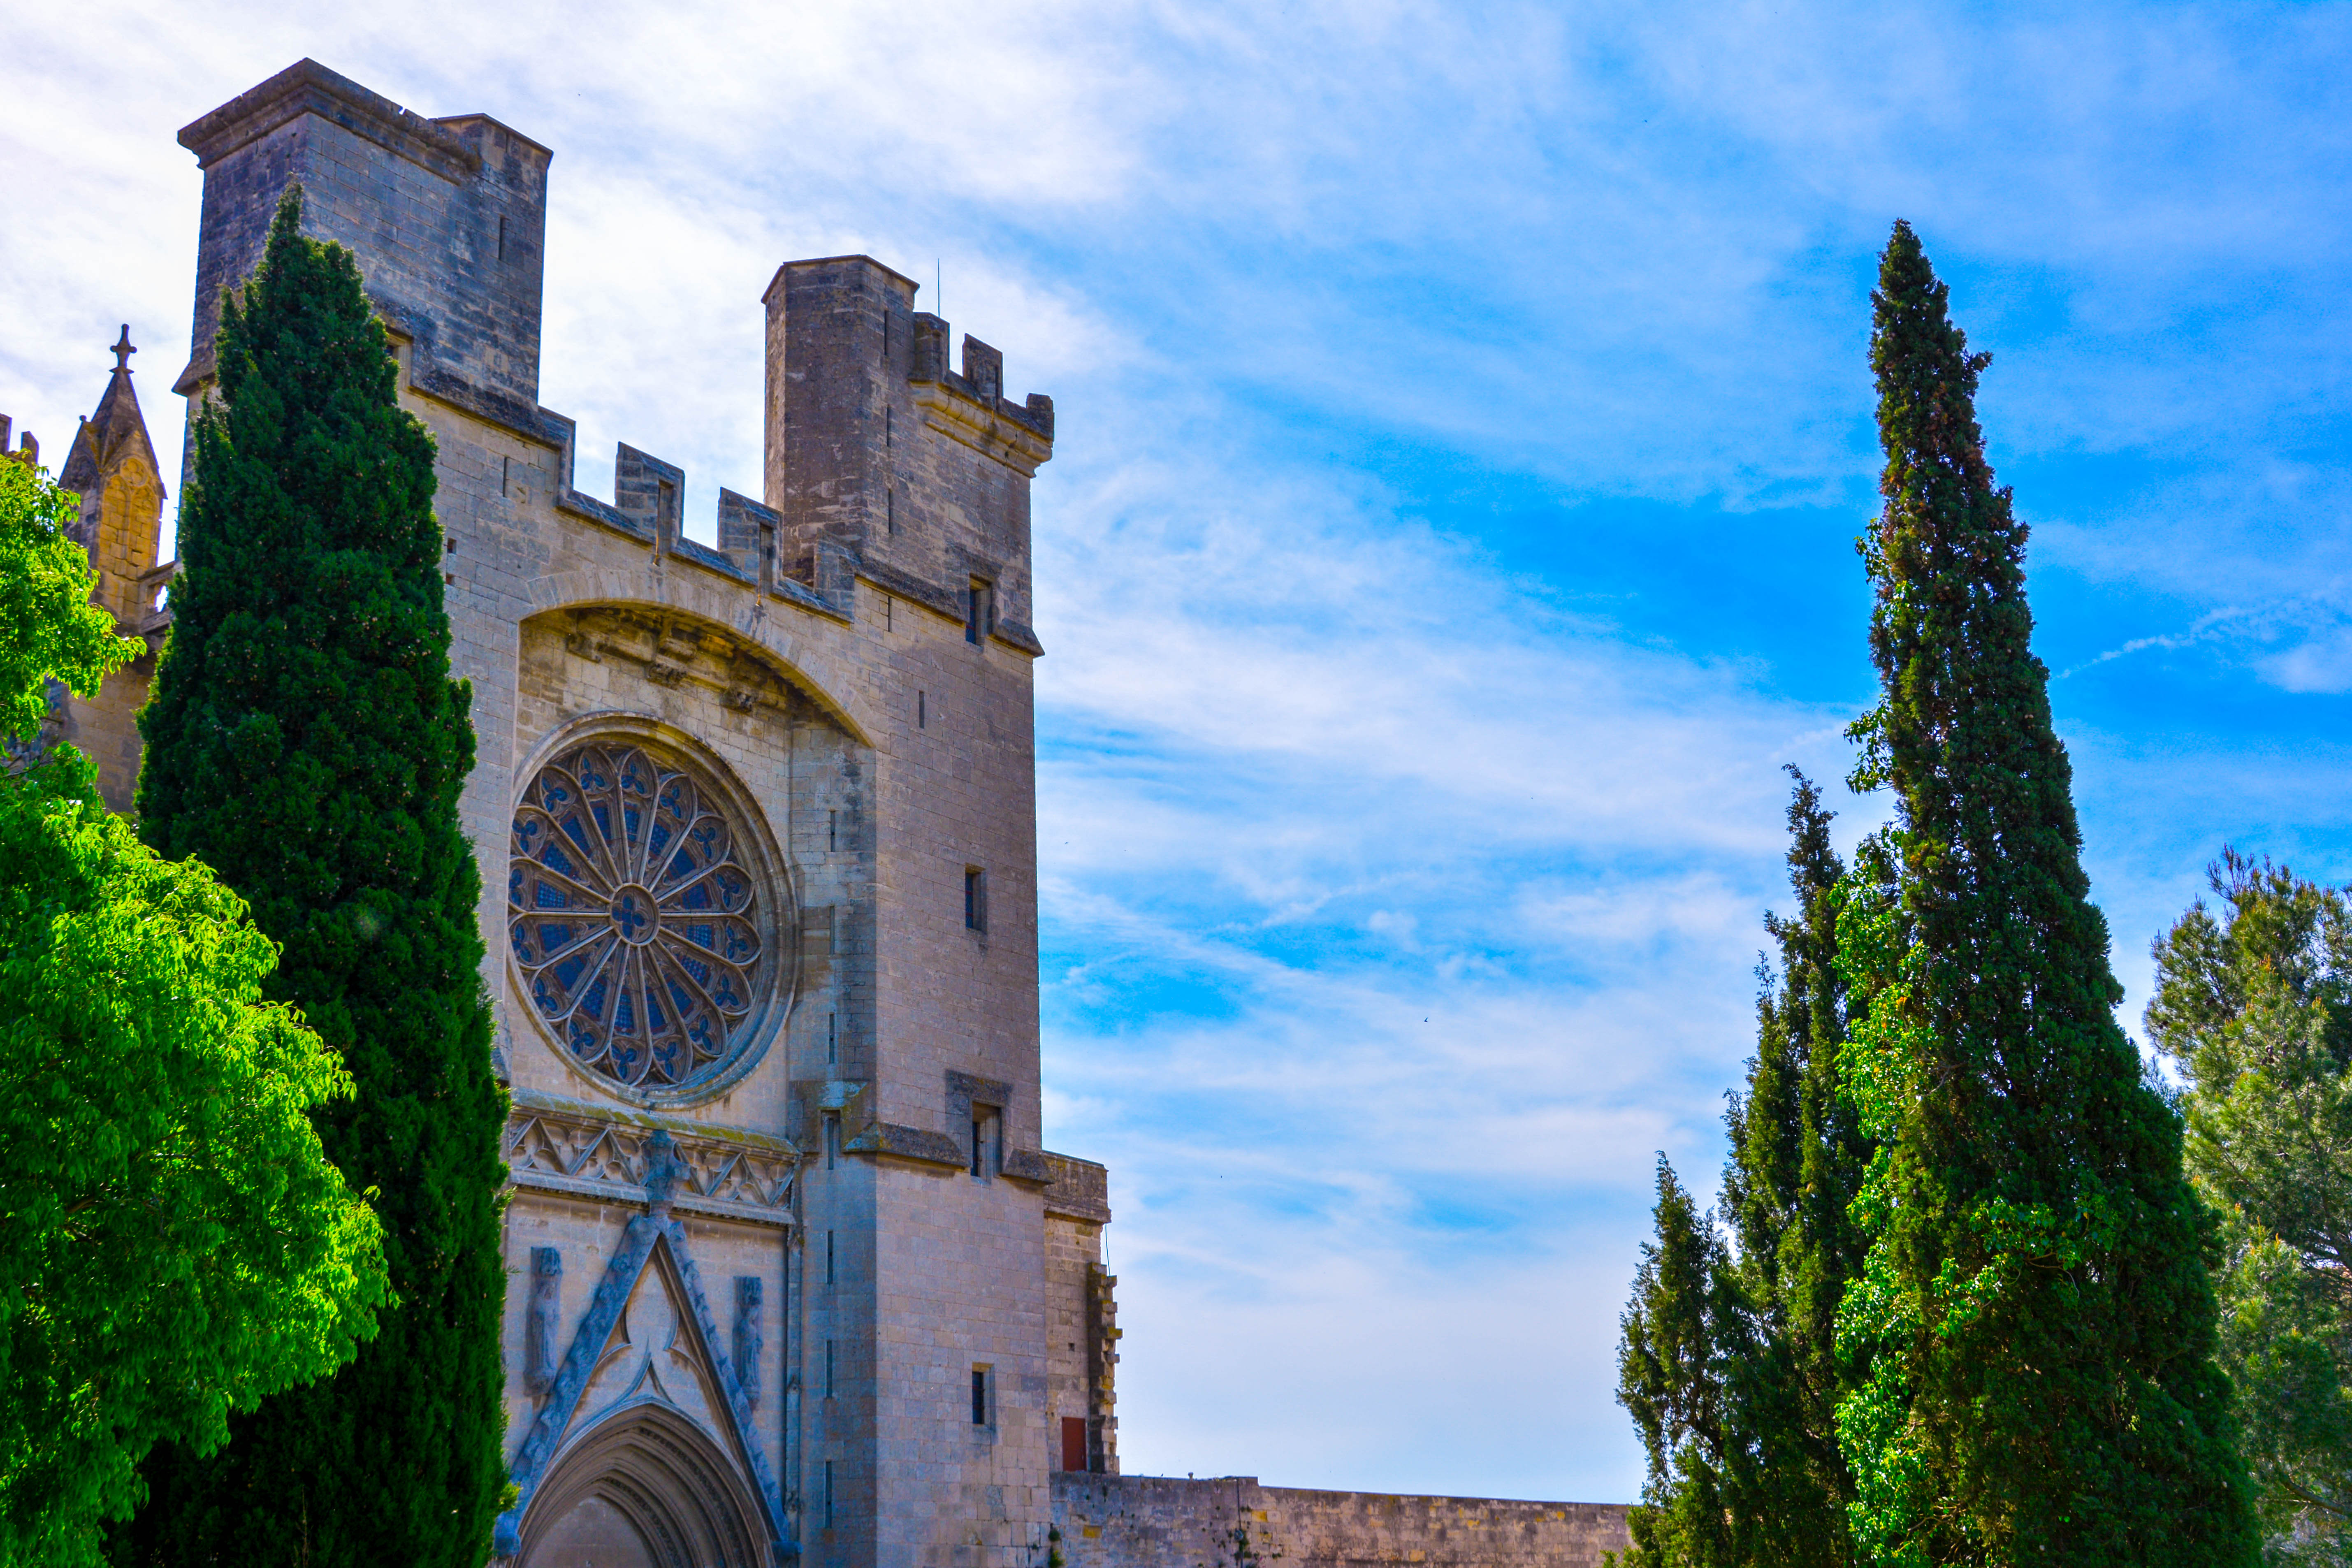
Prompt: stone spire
<box><xmin>51</xmin><ymin>326</ymin><xmax>173</xmax><ymax>812</ymax></box>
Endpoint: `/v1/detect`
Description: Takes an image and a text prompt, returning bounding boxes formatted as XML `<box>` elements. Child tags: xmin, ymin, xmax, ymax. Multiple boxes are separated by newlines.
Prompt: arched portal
<box><xmin>516</xmin><ymin>1402</ymin><xmax>771</xmax><ymax>1568</ymax></box>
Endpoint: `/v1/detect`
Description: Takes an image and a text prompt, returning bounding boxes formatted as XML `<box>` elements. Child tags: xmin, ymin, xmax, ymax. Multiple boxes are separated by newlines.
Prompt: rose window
<box><xmin>510</xmin><ymin>741</ymin><xmax>768</xmax><ymax>1093</ymax></box>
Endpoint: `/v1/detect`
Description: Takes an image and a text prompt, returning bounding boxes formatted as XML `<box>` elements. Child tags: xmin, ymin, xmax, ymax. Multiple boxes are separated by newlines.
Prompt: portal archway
<box><xmin>516</xmin><ymin>1402</ymin><xmax>771</xmax><ymax>1568</ymax></box>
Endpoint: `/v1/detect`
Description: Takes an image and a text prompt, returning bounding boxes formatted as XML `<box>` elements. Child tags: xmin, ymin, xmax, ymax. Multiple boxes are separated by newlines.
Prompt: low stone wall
<box><xmin>1051</xmin><ymin>1473</ymin><xmax>1631</xmax><ymax>1568</ymax></box>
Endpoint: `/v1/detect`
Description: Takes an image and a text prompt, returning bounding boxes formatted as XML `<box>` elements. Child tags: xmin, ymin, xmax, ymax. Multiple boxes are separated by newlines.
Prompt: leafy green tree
<box><xmin>0</xmin><ymin>457</ymin><xmax>386</xmax><ymax>1566</ymax></box>
<box><xmin>117</xmin><ymin>188</ymin><xmax>508</xmax><ymax>1568</ymax></box>
<box><xmin>1614</xmin><ymin>772</ymin><xmax>1867</xmax><ymax>1568</ymax></box>
<box><xmin>0</xmin><ymin>453</ymin><xmax>130</xmax><ymax>746</ymax></box>
<box><xmin>1831</xmin><ymin>220</ymin><xmax>2256</xmax><ymax>1566</ymax></box>
<box><xmin>2148</xmin><ymin>851</ymin><xmax>2352</xmax><ymax>1560</ymax></box>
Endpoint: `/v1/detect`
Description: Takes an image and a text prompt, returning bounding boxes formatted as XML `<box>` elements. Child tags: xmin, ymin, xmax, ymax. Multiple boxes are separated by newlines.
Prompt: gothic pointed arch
<box><xmin>515</xmin><ymin>1401</ymin><xmax>768</xmax><ymax>1568</ymax></box>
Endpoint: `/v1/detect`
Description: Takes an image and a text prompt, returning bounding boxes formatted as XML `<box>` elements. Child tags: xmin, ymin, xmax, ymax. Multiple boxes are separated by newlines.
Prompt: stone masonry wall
<box><xmin>1051</xmin><ymin>1475</ymin><xmax>1631</xmax><ymax>1568</ymax></box>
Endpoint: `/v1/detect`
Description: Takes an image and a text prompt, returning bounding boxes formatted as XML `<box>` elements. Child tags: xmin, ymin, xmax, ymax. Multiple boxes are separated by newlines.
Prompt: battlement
<box><xmin>174</xmin><ymin>58</ymin><xmax>550</xmax><ymax>435</ymax></box>
<box><xmin>536</xmin><ymin>414</ymin><xmax>852</xmax><ymax>619</ymax></box>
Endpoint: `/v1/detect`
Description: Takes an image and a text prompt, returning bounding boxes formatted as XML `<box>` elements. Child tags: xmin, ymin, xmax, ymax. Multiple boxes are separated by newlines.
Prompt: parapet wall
<box><xmin>1052</xmin><ymin>1474</ymin><xmax>1631</xmax><ymax>1568</ymax></box>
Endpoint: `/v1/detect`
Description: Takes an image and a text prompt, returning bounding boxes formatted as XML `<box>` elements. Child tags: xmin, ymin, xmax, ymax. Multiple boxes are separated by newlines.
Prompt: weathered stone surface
<box><xmin>1052</xmin><ymin>1476</ymin><xmax>1633</xmax><ymax>1568</ymax></box>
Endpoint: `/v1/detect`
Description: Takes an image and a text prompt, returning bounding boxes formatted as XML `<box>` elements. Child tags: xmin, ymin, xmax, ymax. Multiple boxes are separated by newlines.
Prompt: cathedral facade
<box><xmin>159</xmin><ymin>58</ymin><xmax>1113</xmax><ymax>1568</ymax></box>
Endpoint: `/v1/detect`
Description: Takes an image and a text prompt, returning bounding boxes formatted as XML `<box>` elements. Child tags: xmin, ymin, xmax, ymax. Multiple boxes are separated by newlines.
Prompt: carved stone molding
<box><xmin>505</xmin><ymin>1090</ymin><xmax>800</xmax><ymax>1227</ymax></box>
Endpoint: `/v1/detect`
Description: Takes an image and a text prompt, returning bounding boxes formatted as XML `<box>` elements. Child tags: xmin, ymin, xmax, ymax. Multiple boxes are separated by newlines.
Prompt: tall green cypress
<box><xmin>1617</xmin><ymin>772</ymin><xmax>1867</xmax><ymax>1568</ymax></box>
<box><xmin>1619</xmin><ymin>1157</ymin><xmax>1734</xmax><ymax>1568</ymax></box>
<box><xmin>1831</xmin><ymin>220</ymin><xmax>2255</xmax><ymax>1565</ymax></box>
<box><xmin>1716</xmin><ymin>771</ymin><xmax>1866</xmax><ymax>1568</ymax></box>
<box><xmin>117</xmin><ymin>189</ymin><xmax>507</xmax><ymax>1567</ymax></box>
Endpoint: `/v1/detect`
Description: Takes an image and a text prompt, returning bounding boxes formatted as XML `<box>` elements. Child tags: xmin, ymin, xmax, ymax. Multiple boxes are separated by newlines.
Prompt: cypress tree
<box><xmin>1715</xmin><ymin>770</ymin><xmax>1866</xmax><ymax>1568</ymax></box>
<box><xmin>1618</xmin><ymin>1157</ymin><xmax>1734</xmax><ymax>1568</ymax></box>
<box><xmin>1830</xmin><ymin>220</ymin><xmax>2256</xmax><ymax>1565</ymax></box>
<box><xmin>1616</xmin><ymin>772</ymin><xmax>1868</xmax><ymax>1568</ymax></box>
<box><xmin>117</xmin><ymin>189</ymin><xmax>507</xmax><ymax>1567</ymax></box>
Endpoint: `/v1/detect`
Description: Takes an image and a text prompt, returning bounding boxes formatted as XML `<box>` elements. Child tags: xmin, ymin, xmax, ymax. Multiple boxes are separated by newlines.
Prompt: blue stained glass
<box><xmin>533</xmin><ymin>975</ymin><xmax>561</xmax><ymax>1016</ymax></box>
<box><xmin>646</xmin><ymin>990</ymin><xmax>667</xmax><ymax>1030</ymax></box>
<box><xmin>537</xmin><ymin>921</ymin><xmax>573</xmax><ymax>953</ymax></box>
<box><xmin>562</xmin><ymin>814</ymin><xmax>593</xmax><ymax>855</ymax></box>
<box><xmin>691</xmin><ymin>820</ymin><xmax>721</xmax><ymax>854</ymax></box>
<box><xmin>680</xmin><ymin>922</ymin><xmax>714</xmax><ymax>950</ymax></box>
<box><xmin>669</xmin><ymin>850</ymin><xmax>695</xmax><ymax>882</ymax></box>
<box><xmin>614</xmin><ymin>987</ymin><xmax>636</xmax><ymax>1035</ymax></box>
<box><xmin>569</xmin><ymin>1021</ymin><xmax>598</xmax><ymax>1058</ymax></box>
<box><xmin>675</xmin><ymin>951</ymin><xmax>711</xmax><ymax>985</ymax></box>
<box><xmin>551</xmin><ymin>949</ymin><xmax>591</xmax><ymax>993</ymax></box>
<box><xmin>668</xmin><ymin>979</ymin><xmax>695</xmax><ymax>1015</ymax></box>
<box><xmin>712</xmin><ymin>974</ymin><xmax>742</xmax><ymax>1009</ymax></box>
<box><xmin>535</xmin><ymin>881</ymin><xmax>569</xmax><ymax>909</ymax></box>
<box><xmin>580</xmin><ymin>974</ymin><xmax>608</xmax><ymax>1020</ymax></box>
<box><xmin>680</xmin><ymin>882</ymin><xmax>711</xmax><ymax>910</ymax></box>
<box><xmin>723</xmin><ymin>927</ymin><xmax>754</xmax><ymax>962</ymax></box>
<box><xmin>541</xmin><ymin>840</ymin><xmax>576</xmax><ymax>878</ymax></box>
<box><xmin>591</xmin><ymin>804</ymin><xmax>612</xmax><ymax>845</ymax></box>
<box><xmin>649</xmin><ymin>819</ymin><xmax>673</xmax><ymax>859</ymax></box>
<box><xmin>624</xmin><ymin>807</ymin><xmax>642</xmax><ymax>847</ymax></box>
<box><xmin>688</xmin><ymin>1018</ymin><xmax>717</xmax><ymax>1054</ymax></box>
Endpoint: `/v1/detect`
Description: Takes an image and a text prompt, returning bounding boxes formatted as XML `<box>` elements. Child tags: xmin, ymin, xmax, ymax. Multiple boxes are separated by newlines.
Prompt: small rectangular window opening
<box><xmin>496</xmin><ymin>213</ymin><xmax>507</xmax><ymax>262</ymax></box>
<box><xmin>918</xmin><ymin>691</ymin><xmax>926</xmax><ymax>728</ymax></box>
<box><xmin>827</xmin><ymin>1010</ymin><xmax>837</xmax><ymax>1065</ymax></box>
<box><xmin>826</xmin><ymin>1229</ymin><xmax>835</xmax><ymax>1285</ymax></box>
<box><xmin>824</xmin><ymin>1111</ymin><xmax>840</xmax><ymax>1170</ymax></box>
<box><xmin>965</xmin><ymin>578</ymin><xmax>994</xmax><ymax>645</ymax></box>
<box><xmin>885</xmin><ymin>406</ymin><xmax>893</xmax><ymax>448</ymax></box>
<box><xmin>824</xmin><ymin>1460</ymin><xmax>834</xmax><ymax>1528</ymax></box>
<box><xmin>971</xmin><ymin>1365</ymin><xmax>991</xmax><ymax>1427</ymax></box>
<box><xmin>828</xmin><ymin>809</ymin><xmax>838</xmax><ymax>854</ymax></box>
<box><xmin>887</xmin><ymin>487</ymin><xmax>896</xmax><ymax>536</ymax></box>
<box><xmin>964</xmin><ymin>868</ymin><xmax>986</xmax><ymax>933</ymax></box>
<box><xmin>501</xmin><ymin>454</ymin><xmax>511</xmax><ymax>496</ymax></box>
<box><xmin>970</xmin><ymin>1104</ymin><xmax>1001</xmax><ymax>1178</ymax></box>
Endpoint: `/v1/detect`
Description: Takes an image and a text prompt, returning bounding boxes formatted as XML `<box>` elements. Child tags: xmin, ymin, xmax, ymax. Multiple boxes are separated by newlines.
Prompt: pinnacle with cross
<box><xmin>111</xmin><ymin>326</ymin><xmax>135</xmax><ymax>373</ymax></box>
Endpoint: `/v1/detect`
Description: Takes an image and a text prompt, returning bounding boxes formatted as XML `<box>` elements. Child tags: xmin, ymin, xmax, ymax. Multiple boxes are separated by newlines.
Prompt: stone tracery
<box><xmin>510</xmin><ymin>741</ymin><xmax>767</xmax><ymax>1093</ymax></box>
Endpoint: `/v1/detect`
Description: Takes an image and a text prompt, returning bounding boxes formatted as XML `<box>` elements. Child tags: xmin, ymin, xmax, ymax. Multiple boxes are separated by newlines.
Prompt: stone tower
<box><xmin>171</xmin><ymin>60</ymin><xmax>1116</xmax><ymax>1568</ymax></box>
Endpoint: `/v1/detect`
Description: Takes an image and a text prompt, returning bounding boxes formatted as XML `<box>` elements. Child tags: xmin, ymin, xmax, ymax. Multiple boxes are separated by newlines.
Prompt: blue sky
<box><xmin>7</xmin><ymin>0</ymin><xmax>2352</xmax><ymax>1505</ymax></box>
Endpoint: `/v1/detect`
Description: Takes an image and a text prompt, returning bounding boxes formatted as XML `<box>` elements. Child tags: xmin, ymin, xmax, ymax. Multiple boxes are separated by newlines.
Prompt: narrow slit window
<box><xmin>824</xmin><ymin>1111</ymin><xmax>840</xmax><ymax>1170</ymax></box>
<box><xmin>827</xmin><ymin>1010</ymin><xmax>837</xmax><ymax>1065</ymax></box>
<box><xmin>826</xmin><ymin>1338</ymin><xmax>837</xmax><ymax>1398</ymax></box>
<box><xmin>826</xmin><ymin>1229</ymin><xmax>835</xmax><ymax>1285</ymax></box>
<box><xmin>885</xmin><ymin>406</ymin><xmax>893</xmax><ymax>448</ymax></box>
<box><xmin>828</xmin><ymin>809</ymin><xmax>838</xmax><ymax>853</ymax></box>
<box><xmin>971</xmin><ymin>1366</ymin><xmax>990</xmax><ymax>1426</ymax></box>
<box><xmin>824</xmin><ymin>1460</ymin><xmax>834</xmax><ymax>1528</ymax></box>
<box><xmin>965</xmin><ymin>578</ymin><xmax>994</xmax><ymax>645</ymax></box>
<box><xmin>970</xmin><ymin>1105</ymin><xmax>1000</xmax><ymax>1178</ymax></box>
<box><xmin>965</xmin><ymin>868</ymin><xmax>986</xmax><ymax>933</ymax></box>
<box><xmin>496</xmin><ymin>213</ymin><xmax>507</xmax><ymax>262</ymax></box>
<box><xmin>918</xmin><ymin>691</ymin><xmax>926</xmax><ymax>728</ymax></box>
<box><xmin>887</xmin><ymin>487</ymin><xmax>895</xmax><ymax>536</ymax></box>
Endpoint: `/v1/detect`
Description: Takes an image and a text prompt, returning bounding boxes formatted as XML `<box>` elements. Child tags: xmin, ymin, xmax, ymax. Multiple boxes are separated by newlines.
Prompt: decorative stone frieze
<box><xmin>504</xmin><ymin>1089</ymin><xmax>800</xmax><ymax>1227</ymax></box>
